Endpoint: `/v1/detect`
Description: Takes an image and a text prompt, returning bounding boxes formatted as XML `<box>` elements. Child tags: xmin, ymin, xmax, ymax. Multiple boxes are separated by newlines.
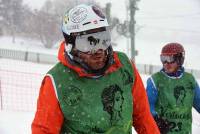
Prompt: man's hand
<box><xmin>154</xmin><ymin>115</ymin><xmax>171</xmax><ymax>134</ymax></box>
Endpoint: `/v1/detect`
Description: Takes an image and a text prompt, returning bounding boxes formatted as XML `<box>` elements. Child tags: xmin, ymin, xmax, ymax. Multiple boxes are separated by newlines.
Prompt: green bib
<box><xmin>47</xmin><ymin>52</ymin><xmax>134</xmax><ymax>134</ymax></box>
<box><xmin>152</xmin><ymin>72</ymin><xmax>196</xmax><ymax>134</ymax></box>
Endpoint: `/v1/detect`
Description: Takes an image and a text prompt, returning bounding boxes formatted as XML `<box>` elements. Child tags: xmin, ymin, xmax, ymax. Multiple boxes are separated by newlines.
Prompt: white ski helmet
<box><xmin>62</xmin><ymin>4</ymin><xmax>109</xmax><ymax>43</ymax></box>
<box><xmin>62</xmin><ymin>4</ymin><xmax>114</xmax><ymax>75</ymax></box>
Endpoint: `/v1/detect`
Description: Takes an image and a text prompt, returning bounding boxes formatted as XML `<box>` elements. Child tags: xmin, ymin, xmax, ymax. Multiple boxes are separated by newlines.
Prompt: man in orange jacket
<box><xmin>32</xmin><ymin>4</ymin><xmax>160</xmax><ymax>134</ymax></box>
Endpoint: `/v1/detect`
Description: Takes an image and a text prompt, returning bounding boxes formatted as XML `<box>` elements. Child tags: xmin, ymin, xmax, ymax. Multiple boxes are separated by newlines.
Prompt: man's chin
<box><xmin>91</xmin><ymin>66</ymin><xmax>105</xmax><ymax>70</ymax></box>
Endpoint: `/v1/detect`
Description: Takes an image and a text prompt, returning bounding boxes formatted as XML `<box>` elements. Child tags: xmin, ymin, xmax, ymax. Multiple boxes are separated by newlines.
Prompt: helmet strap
<box><xmin>63</xmin><ymin>32</ymin><xmax>76</xmax><ymax>45</ymax></box>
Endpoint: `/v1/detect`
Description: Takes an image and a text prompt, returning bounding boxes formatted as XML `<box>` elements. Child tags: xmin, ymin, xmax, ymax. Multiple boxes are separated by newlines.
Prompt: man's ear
<box><xmin>70</xmin><ymin>48</ymin><xmax>79</xmax><ymax>57</ymax></box>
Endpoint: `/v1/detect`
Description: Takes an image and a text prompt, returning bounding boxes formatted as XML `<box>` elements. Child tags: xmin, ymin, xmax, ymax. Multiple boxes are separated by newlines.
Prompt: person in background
<box><xmin>32</xmin><ymin>4</ymin><xmax>159</xmax><ymax>134</ymax></box>
<box><xmin>146</xmin><ymin>42</ymin><xmax>200</xmax><ymax>134</ymax></box>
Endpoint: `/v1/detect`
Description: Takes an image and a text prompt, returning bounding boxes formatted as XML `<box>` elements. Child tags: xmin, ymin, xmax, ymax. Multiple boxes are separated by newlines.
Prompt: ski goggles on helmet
<box><xmin>74</xmin><ymin>30</ymin><xmax>111</xmax><ymax>53</ymax></box>
<box><xmin>160</xmin><ymin>55</ymin><xmax>176</xmax><ymax>64</ymax></box>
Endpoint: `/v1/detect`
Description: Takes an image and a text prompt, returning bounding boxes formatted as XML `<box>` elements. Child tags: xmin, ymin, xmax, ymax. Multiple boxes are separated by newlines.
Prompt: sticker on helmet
<box><xmin>70</xmin><ymin>7</ymin><xmax>88</xmax><ymax>23</ymax></box>
<box><xmin>63</xmin><ymin>14</ymin><xmax>69</xmax><ymax>24</ymax></box>
<box><xmin>93</xmin><ymin>20</ymin><xmax>98</xmax><ymax>24</ymax></box>
<box><xmin>92</xmin><ymin>6</ymin><xmax>105</xmax><ymax>19</ymax></box>
<box><xmin>66</xmin><ymin>24</ymin><xmax>80</xmax><ymax>30</ymax></box>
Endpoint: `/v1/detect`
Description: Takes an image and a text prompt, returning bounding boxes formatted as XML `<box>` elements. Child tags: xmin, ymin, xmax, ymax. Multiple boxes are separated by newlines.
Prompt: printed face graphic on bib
<box><xmin>101</xmin><ymin>84</ymin><xmax>124</xmax><ymax>125</ymax></box>
<box><xmin>63</xmin><ymin>85</ymin><xmax>82</xmax><ymax>106</ymax></box>
<box><xmin>174</xmin><ymin>86</ymin><xmax>186</xmax><ymax>106</ymax></box>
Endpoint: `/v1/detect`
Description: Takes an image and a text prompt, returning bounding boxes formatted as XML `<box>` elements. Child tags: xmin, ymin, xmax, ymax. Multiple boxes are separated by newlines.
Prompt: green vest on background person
<box><xmin>152</xmin><ymin>71</ymin><xmax>195</xmax><ymax>134</ymax></box>
<box><xmin>146</xmin><ymin>42</ymin><xmax>200</xmax><ymax>134</ymax></box>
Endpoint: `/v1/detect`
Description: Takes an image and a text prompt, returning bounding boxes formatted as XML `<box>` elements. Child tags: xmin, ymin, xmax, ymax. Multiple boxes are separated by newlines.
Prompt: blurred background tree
<box><xmin>0</xmin><ymin>0</ymin><xmax>140</xmax><ymax>49</ymax></box>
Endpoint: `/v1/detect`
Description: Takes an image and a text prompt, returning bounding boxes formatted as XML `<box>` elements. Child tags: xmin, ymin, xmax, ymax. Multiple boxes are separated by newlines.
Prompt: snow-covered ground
<box><xmin>0</xmin><ymin>111</ymin><xmax>34</xmax><ymax>134</ymax></box>
<box><xmin>0</xmin><ymin>36</ymin><xmax>57</xmax><ymax>55</ymax></box>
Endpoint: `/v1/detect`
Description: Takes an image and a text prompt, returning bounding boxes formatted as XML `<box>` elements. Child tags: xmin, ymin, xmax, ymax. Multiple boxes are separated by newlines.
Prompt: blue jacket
<box><xmin>146</xmin><ymin>67</ymin><xmax>200</xmax><ymax>117</ymax></box>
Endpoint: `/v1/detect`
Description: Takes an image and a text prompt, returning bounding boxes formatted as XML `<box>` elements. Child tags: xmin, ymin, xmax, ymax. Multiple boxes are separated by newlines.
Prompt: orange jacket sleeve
<box><xmin>32</xmin><ymin>76</ymin><xmax>64</xmax><ymax>134</ymax></box>
<box><xmin>131</xmin><ymin>63</ymin><xmax>160</xmax><ymax>134</ymax></box>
